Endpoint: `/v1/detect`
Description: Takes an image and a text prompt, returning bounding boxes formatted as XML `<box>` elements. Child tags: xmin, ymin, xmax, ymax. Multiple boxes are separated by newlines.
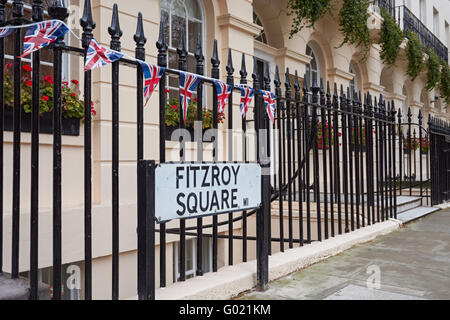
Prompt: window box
<box><xmin>3</xmin><ymin>106</ymin><xmax>80</xmax><ymax>136</ymax></box>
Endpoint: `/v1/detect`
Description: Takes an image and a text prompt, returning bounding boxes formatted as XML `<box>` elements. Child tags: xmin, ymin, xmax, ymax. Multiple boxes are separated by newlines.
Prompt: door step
<box><xmin>0</xmin><ymin>274</ymin><xmax>49</xmax><ymax>300</ymax></box>
<box><xmin>397</xmin><ymin>207</ymin><xmax>441</xmax><ymax>224</ymax></box>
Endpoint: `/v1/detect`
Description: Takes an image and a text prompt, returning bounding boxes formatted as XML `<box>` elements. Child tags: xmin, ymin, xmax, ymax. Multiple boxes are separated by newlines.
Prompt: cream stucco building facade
<box><xmin>1</xmin><ymin>0</ymin><xmax>449</xmax><ymax>300</ymax></box>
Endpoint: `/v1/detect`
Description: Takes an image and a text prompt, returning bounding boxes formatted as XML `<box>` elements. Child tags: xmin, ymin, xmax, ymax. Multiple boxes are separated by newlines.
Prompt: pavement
<box><xmin>240</xmin><ymin>208</ymin><xmax>450</xmax><ymax>300</ymax></box>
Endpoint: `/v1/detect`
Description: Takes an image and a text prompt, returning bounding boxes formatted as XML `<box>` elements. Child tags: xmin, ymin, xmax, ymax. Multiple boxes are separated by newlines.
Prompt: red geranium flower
<box><xmin>44</xmin><ymin>75</ymin><xmax>54</xmax><ymax>84</ymax></box>
<box><xmin>22</xmin><ymin>65</ymin><xmax>32</xmax><ymax>72</ymax></box>
<box><xmin>71</xmin><ymin>93</ymin><xmax>76</xmax><ymax>98</ymax></box>
<box><xmin>6</xmin><ymin>63</ymin><xmax>13</xmax><ymax>69</ymax></box>
<box><xmin>171</xmin><ymin>105</ymin><xmax>177</xmax><ymax>110</ymax></box>
<box><xmin>165</xmin><ymin>88</ymin><xmax>170</xmax><ymax>93</ymax></box>
<box><xmin>62</xmin><ymin>81</ymin><xmax>69</xmax><ymax>86</ymax></box>
<box><xmin>42</xmin><ymin>96</ymin><xmax>49</xmax><ymax>102</ymax></box>
<box><xmin>26</xmin><ymin>81</ymin><xmax>32</xmax><ymax>87</ymax></box>
<box><xmin>71</xmin><ymin>80</ymin><xmax>79</xmax><ymax>85</ymax></box>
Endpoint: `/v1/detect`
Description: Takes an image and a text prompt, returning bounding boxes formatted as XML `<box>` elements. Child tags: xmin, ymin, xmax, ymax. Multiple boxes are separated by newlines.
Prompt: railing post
<box><xmin>311</xmin><ymin>80</ymin><xmax>321</xmax><ymax>240</ymax></box>
<box><xmin>253</xmin><ymin>57</ymin><xmax>268</xmax><ymax>292</ymax></box>
<box><xmin>284</xmin><ymin>68</ymin><xmax>293</xmax><ymax>248</ymax></box>
<box><xmin>211</xmin><ymin>39</ymin><xmax>220</xmax><ymax>273</ymax></box>
<box><xmin>156</xmin><ymin>21</ymin><xmax>167</xmax><ymax>289</ymax></box>
<box><xmin>138</xmin><ymin>160</ymin><xmax>156</xmax><ymax>300</ymax></box>
<box><xmin>29</xmin><ymin>0</ymin><xmax>44</xmax><ymax>301</ymax></box>
<box><xmin>274</xmin><ymin>66</ymin><xmax>285</xmax><ymax>251</ymax></box>
<box><xmin>240</xmin><ymin>53</ymin><xmax>248</xmax><ymax>263</ymax></box>
<box><xmin>134</xmin><ymin>11</ymin><xmax>148</xmax><ymax>300</ymax></box>
<box><xmin>108</xmin><ymin>3</ymin><xmax>122</xmax><ymax>300</ymax></box>
<box><xmin>195</xmin><ymin>34</ymin><xmax>205</xmax><ymax>274</ymax></box>
<box><xmin>417</xmin><ymin>110</ymin><xmax>423</xmax><ymax>206</ymax></box>
<box><xmin>11</xmin><ymin>0</ymin><xmax>24</xmax><ymax>281</ymax></box>
<box><xmin>0</xmin><ymin>0</ymin><xmax>7</xmax><ymax>277</ymax></box>
<box><xmin>48</xmin><ymin>0</ymin><xmax>69</xmax><ymax>300</ymax></box>
<box><xmin>80</xmin><ymin>0</ymin><xmax>96</xmax><ymax>300</ymax></box>
<box><xmin>226</xmin><ymin>48</ymin><xmax>234</xmax><ymax>266</ymax></box>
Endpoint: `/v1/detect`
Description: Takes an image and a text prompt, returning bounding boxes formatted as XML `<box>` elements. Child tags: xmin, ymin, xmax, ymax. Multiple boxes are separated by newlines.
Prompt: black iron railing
<box><xmin>0</xmin><ymin>0</ymin><xmax>445</xmax><ymax>301</ymax></box>
<box><xmin>397</xmin><ymin>5</ymin><xmax>448</xmax><ymax>62</ymax></box>
<box><xmin>429</xmin><ymin>118</ymin><xmax>450</xmax><ymax>205</ymax></box>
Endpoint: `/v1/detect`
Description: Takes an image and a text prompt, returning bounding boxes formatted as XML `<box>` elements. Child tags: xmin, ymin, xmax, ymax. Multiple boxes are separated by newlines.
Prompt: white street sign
<box><xmin>154</xmin><ymin>163</ymin><xmax>262</xmax><ymax>223</ymax></box>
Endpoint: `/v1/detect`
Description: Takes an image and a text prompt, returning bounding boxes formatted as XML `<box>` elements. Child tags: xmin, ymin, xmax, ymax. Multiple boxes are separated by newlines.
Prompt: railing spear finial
<box><xmin>80</xmin><ymin>0</ymin><xmax>96</xmax><ymax>49</ymax></box>
<box><xmin>108</xmin><ymin>3</ymin><xmax>122</xmax><ymax>51</ymax></box>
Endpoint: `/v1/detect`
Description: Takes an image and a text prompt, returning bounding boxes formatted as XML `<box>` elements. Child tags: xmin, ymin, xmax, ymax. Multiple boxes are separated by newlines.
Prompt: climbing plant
<box><xmin>440</xmin><ymin>59</ymin><xmax>450</xmax><ymax>106</ymax></box>
<box><xmin>425</xmin><ymin>48</ymin><xmax>440</xmax><ymax>90</ymax></box>
<box><xmin>287</xmin><ymin>0</ymin><xmax>333</xmax><ymax>38</ymax></box>
<box><xmin>405</xmin><ymin>30</ymin><xmax>424</xmax><ymax>81</ymax></box>
<box><xmin>338</xmin><ymin>0</ymin><xmax>372</xmax><ymax>61</ymax></box>
<box><xmin>379</xmin><ymin>7</ymin><xmax>403</xmax><ymax>66</ymax></box>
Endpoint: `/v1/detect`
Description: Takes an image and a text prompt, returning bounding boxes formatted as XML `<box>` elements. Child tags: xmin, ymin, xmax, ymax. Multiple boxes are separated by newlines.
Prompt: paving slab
<box><xmin>240</xmin><ymin>208</ymin><xmax>450</xmax><ymax>300</ymax></box>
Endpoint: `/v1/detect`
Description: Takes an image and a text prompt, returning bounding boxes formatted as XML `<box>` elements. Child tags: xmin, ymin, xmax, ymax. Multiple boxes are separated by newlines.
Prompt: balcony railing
<box><xmin>396</xmin><ymin>5</ymin><xmax>448</xmax><ymax>62</ymax></box>
<box><xmin>371</xmin><ymin>0</ymin><xmax>396</xmax><ymax>19</ymax></box>
<box><xmin>371</xmin><ymin>2</ymin><xmax>448</xmax><ymax>62</ymax></box>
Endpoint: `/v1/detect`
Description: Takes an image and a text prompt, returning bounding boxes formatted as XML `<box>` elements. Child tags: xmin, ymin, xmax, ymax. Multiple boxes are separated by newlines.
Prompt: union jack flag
<box><xmin>260</xmin><ymin>90</ymin><xmax>276</xmax><ymax>124</ymax></box>
<box><xmin>0</xmin><ymin>27</ymin><xmax>13</xmax><ymax>38</ymax></box>
<box><xmin>179</xmin><ymin>72</ymin><xmax>202</xmax><ymax>124</ymax></box>
<box><xmin>84</xmin><ymin>38</ymin><xmax>124</xmax><ymax>71</ymax></box>
<box><xmin>236</xmin><ymin>85</ymin><xmax>254</xmax><ymax>119</ymax></box>
<box><xmin>214</xmin><ymin>80</ymin><xmax>232</xmax><ymax>114</ymax></box>
<box><xmin>20</xmin><ymin>20</ymin><xmax>69</xmax><ymax>58</ymax></box>
<box><xmin>138</xmin><ymin>61</ymin><xmax>165</xmax><ymax>107</ymax></box>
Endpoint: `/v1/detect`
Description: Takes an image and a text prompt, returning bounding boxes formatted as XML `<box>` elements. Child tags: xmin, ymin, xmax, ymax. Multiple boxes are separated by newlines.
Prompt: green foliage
<box><xmin>338</xmin><ymin>0</ymin><xmax>372</xmax><ymax>61</ymax></box>
<box><xmin>379</xmin><ymin>7</ymin><xmax>403</xmax><ymax>66</ymax></box>
<box><xmin>287</xmin><ymin>0</ymin><xmax>333</xmax><ymax>38</ymax></box>
<box><xmin>165</xmin><ymin>98</ymin><xmax>225</xmax><ymax>129</ymax></box>
<box><xmin>405</xmin><ymin>30</ymin><xmax>424</xmax><ymax>81</ymax></box>
<box><xmin>4</xmin><ymin>63</ymin><xmax>93</xmax><ymax>119</ymax></box>
<box><xmin>439</xmin><ymin>60</ymin><xmax>450</xmax><ymax>106</ymax></box>
<box><xmin>425</xmin><ymin>48</ymin><xmax>440</xmax><ymax>90</ymax></box>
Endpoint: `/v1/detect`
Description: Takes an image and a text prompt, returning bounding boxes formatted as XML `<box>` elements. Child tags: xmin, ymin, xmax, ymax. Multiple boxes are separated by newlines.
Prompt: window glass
<box><xmin>253</xmin><ymin>11</ymin><xmax>267</xmax><ymax>44</ymax></box>
<box><xmin>349</xmin><ymin>63</ymin><xmax>358</xmax><ymax>99</ymax></box>
<box><xmin>305</xmin><ymin>45</ymin><xmax>319</xmax><ymax>87</ymax></box>
<box><xmin>161</xmin><ymin>0</ymin><xmax>204</xmax><ymax>95</ymax></box>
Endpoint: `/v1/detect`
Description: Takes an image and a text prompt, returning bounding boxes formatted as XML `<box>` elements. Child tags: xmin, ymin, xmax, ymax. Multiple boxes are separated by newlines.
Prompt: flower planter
<box><xmin>3</xmin><ymin>107</ymin><xmax>80</xmax><ymax>136</ymax></box>
<box><xmin>165</xmin><ymin>125</ymin><xmax>213</xmax><ymax>142</ymax></box>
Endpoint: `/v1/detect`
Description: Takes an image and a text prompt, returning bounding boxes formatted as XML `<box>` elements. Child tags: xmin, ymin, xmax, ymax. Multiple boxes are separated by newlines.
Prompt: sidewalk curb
<box><xmin>130</xmin><ymin>219</ymin><xmax>402</xmax><ymax>300</ymax></box>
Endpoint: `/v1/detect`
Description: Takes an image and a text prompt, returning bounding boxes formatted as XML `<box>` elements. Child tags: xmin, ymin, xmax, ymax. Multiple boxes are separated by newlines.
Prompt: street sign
<box><xmin>154</xmin><ymin>162</ymin><xmax>262</xmax><ymax>223</ymax></box>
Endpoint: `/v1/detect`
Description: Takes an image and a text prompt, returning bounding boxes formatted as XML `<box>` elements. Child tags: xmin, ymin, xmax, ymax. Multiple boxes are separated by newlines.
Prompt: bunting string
<box><xmin>0</xmin><ymin>20</ymin><xmax>278</xmax><ymax>118</ymax></box>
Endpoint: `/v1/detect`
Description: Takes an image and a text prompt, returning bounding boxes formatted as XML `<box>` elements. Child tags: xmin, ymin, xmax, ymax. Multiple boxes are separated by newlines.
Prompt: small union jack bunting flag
<box><xmin>260</xmin><ymin>90</ymin><xmax>276</xmax><ymax>124</ymax></box>
<box><xmin>20</xmin><ymin>20</ymin><xmax>69</xmax><ymax>58</ymax></box>
<box><xmin>138</xmin><ymin>61</ymin><xmax>165</xmax><ymax>107</ymax></box>
<box><xmin>214</xmin><ymin>80</ymin><xmax>232</xmax><ymax>114</ymax></box>
<box><xmin>84</xmin><ymin>38</ymin><xmax>124</xmax><ymax>71</ymax></box>
<box><xmin>236</xmin><ymin>85</ymin><xmax>254</xmax><ymax>119</ymax></box>
<box><xmin>0</xmin><ymin>27</ymin><xmax>13</xmax><ymax>38</ymax></box>
<box><xmin>179</xmin><ymin>72</ymin><xmax>202</xmax><ymax>124</ymax></box>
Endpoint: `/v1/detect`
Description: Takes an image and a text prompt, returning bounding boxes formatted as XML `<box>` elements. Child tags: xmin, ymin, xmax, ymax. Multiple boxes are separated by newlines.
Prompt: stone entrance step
<box><xmin>0</xmin><ymin>274</ymin><xmax>49</xmax><ymax>300</ymax></box>
<box><xmin>397</xmin><ymin>206</ymin><xmax>441</xmax><ymax>224</ymax></box>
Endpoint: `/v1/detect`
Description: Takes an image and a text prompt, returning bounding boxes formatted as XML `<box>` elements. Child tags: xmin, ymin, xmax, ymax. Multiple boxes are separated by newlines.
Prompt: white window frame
<box><xmin>349</xmin><ymin>63</ymin><xmax>358</xmax><ymax>99</ymax></box>
<box><xmin>161</xmin><ymin>0</ymin><xmax>205</xmax><ymax>97</ymax></box>
<box><xmin>432</xmin><ymin>7</ymin><xmax>439</xmax><ymax>37</ymax></box>
<box><xmin>253</xmin><ymin>11</ymin><xmax>267</xmax><ymax>44</ymax></box>
<box><xmin>173</xmin><ymin>238</ymin><xmax>212</xmax><ymax>283</ymax></box>
<box><xmin>305</xmin><ymin>44</ymin><xmax>319</xmax><ymax>88</ymax></box>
